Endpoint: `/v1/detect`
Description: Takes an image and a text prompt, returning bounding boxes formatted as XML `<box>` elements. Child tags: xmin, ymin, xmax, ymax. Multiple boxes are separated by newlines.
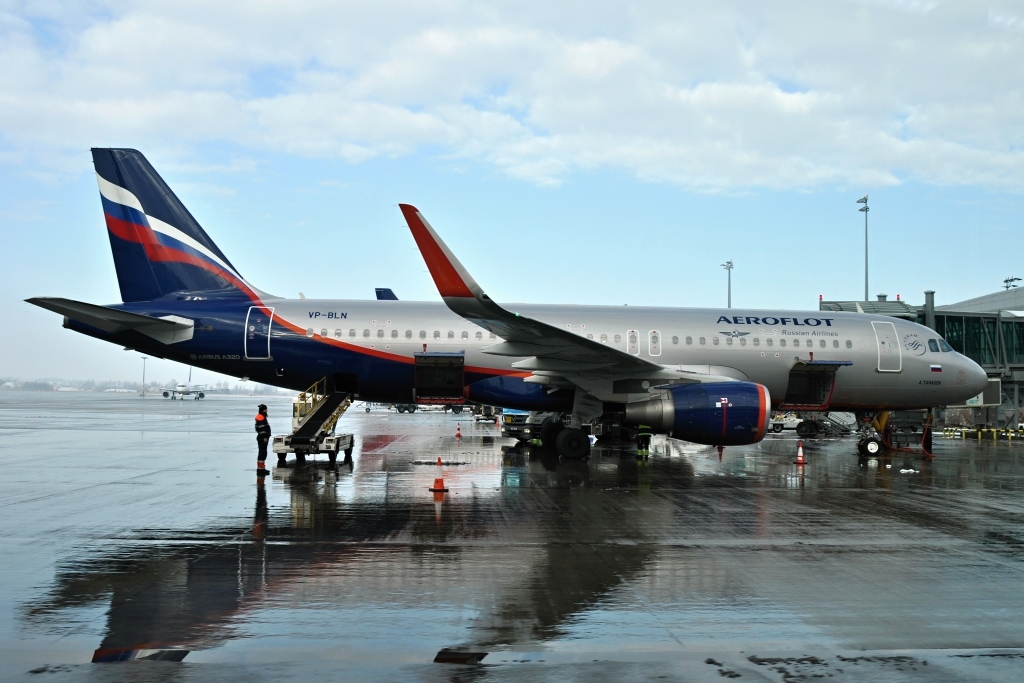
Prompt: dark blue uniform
<box><xmin>255</xmin><ymin>408</ymin><xmax>271</xmax><ymax>461</ymax></box>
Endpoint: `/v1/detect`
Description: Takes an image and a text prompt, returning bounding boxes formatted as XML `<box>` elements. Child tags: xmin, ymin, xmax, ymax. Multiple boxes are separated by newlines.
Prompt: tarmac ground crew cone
<box><xmin>794</xmin><ymin>440</ymin><xmax>806</xmax><ymax>465</ymax></box>
<box><xmin>456</xmin><ymin>422</ymin><xmax>462</xmax><ymax>439</ymax></box>
<box><xmin>429</xmin><ymin>456</ymin><xmax>449</xmax><ymax>493</ymax></box>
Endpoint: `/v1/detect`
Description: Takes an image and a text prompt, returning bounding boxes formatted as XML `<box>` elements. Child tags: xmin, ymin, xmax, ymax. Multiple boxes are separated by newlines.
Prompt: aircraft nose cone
<box><xmin>963</xmin><ymin>359</ymin><xmax>988</xmax><ymax>397</ymax></box>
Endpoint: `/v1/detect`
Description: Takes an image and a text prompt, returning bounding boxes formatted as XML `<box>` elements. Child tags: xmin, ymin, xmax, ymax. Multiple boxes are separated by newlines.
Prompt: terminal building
<box><xmin>821</xmin><ymin>289</ymin><xmax>1024</xmax><ymax>428</ymax></box>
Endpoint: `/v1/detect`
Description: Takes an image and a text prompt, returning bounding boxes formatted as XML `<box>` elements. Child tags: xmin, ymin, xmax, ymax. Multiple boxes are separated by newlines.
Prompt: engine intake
<box><xmin>625</xmin><ymin>382</ymin><xmax>771</xmax><ymax>446</ymax></box>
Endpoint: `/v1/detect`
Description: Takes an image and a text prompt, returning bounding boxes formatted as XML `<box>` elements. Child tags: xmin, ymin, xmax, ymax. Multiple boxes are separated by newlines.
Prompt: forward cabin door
<box><xmin>245</xmin><ymin>306</ymin><xmax>274</xmax><ymax>360</ymax></box>
<box><xmin>872</xmin><ymin>321</ymin><xmax>901</xmax><ymax>372</ymax></box>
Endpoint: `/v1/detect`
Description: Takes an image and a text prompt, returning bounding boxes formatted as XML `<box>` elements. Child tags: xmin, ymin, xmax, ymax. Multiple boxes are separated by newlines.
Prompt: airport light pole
<box><xmin>141</xmin><ymin>356</ymin><xmax>148</xmax><ymax>397</ymax></box>
<box><xmin>721</xmin><ymin>260</ymin><xmax>733</xmax><ymax>308</ymax></box>
<box><xmin>857</xmin><ymin>195</ymin><xmax>869</xmax><ymax>301</ymax></box>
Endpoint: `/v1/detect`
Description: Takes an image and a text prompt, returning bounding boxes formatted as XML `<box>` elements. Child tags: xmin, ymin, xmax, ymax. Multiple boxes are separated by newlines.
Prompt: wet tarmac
<box><xmin>2</xmin><ymin>392</ymin><xmax>1024</xmax><ymax>682</ymax></box>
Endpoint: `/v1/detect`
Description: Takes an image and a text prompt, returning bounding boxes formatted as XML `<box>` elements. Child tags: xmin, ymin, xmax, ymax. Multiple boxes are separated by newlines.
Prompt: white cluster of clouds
<box><xmin>2</xmin><ymin>0</ymin><xmax>1024</xmax><ymax>190</ymax></box>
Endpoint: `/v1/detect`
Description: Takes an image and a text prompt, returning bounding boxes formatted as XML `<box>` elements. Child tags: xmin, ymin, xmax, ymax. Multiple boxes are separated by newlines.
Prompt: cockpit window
<box><xmin>928</xmin><ymin>339</ymin><xmax>940</xmax><ymax>353</ymax></box>
<box><xmin>939</xmin><ymin>340</ymin><xmax>953</xmax><ymax>352</ymax></box>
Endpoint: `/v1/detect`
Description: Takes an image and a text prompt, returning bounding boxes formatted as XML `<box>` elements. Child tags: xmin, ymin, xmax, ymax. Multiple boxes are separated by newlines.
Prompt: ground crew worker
<box><xmin>255</xmin><ymin>404</ymin><xmax>271</xmax><ymax>476</ymax></box>
<box><xmin>636</xmin><ymin>424</ymin><xmax>652</xmax><ymax>459</ymax></box>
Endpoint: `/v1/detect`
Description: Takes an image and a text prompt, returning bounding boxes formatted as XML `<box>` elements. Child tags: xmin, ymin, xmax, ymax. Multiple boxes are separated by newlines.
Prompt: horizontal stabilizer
<box><xmin>26</xmin><ymin>297</ymin><xmax>194</xmax><ymax>344</ymax></box>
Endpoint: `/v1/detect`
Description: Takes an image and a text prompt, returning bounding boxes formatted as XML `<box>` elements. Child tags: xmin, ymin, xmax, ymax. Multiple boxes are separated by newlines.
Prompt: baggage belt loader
<box><xmin>272</xmin><ymin>378</ymin><xmax>354</xmax><ymax>465</ymax></box>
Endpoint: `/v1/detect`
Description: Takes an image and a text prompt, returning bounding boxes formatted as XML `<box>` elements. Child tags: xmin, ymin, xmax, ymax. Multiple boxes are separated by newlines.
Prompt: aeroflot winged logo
<box><xmin>719</xmin><ymin>330</ymin><xmax>750</xmax><ymax>338</ymax></box>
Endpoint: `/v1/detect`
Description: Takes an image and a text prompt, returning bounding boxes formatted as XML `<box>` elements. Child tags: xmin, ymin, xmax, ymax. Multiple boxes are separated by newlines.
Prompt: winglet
<box><xmin>399</xmin><ymin>204</ymin><xmax>481</xmax><ymax>299</ymax></box>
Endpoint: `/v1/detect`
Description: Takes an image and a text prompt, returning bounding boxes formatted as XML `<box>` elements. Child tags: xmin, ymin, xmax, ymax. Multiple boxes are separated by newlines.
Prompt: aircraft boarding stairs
<box><xmin>271</xmin><ymin>378</ymin><xmax>354</xmax><ymax>464</ymax></box>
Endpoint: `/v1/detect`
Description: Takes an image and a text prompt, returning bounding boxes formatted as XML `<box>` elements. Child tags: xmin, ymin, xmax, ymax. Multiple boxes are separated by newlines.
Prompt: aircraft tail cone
<box><xmin>429</xmin><ymin>456</ymin><xmax>449</xmax><ymax>493</ymax></box>
<box><xmin>794</xmin><ymin>440</ymin><xmax>806</xmax><ymax>465</ymax></box>
<box><xmin>455</xmin><ymin>422</ymin><xmax>462</xmax><ymax>439</ymax></box>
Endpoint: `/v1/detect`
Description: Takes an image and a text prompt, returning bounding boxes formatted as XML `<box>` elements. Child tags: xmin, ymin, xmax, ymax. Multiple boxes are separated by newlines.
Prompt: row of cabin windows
<box><xmin>317</xmin><ymin>328</ymin><xmax>499</xmax><ymax>341</ymax></box>
<box><xmin>313</xmin><ymin>326</ymin><xmax>854</xmax><ymax>354</ymax></box>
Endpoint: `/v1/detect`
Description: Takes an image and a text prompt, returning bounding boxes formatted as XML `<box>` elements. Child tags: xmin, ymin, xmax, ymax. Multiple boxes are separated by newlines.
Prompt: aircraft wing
<box><xmin>399</xmin><ymin>205</ymin><xmax>733</xmax><ymax>390</ymax></box>
<box><xmin>26</xmin><ymin>297</ymin><xmax>194</xmax><ymax>343</ymax></box>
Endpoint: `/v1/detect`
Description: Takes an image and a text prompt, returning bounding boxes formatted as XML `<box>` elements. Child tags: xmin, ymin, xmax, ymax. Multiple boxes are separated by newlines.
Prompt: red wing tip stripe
<box><xmin>399</xmin><ymin>204</ymin><xmax>475</xmax><ymax>299</ymax></box>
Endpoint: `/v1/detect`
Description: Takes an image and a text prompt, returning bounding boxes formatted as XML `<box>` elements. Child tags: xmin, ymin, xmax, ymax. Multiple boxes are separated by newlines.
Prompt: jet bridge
<box><xmin>272</xmin><ymin>378</ymin><xmax>354</xmax><ymax>465</ymax></box>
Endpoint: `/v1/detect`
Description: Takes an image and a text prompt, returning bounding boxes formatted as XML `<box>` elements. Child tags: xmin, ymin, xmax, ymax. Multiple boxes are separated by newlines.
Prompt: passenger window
<box><xmin>685</xmin><ymin>336</ymin><xmax>692</xmax><ymax>345</ymax></box>
<box><xmin>434</xmin><ymin>331</ymin><xmax>440</xmax><ymax>339</ymax></box>
<box><xmin>349</xmin><ymin>329</ymin><xmax>356</xmax><ymax>337</ymax></box>
<box><xmin>363</xmin><ymin>329</ymin><xmax>370</xmax><ymax>338</ymax></box>
<box><xmin>779</xmin><ymin>339</ymin><xmax>786</xmax><ymax>347</ymax></box>
<box><xmin>600</xmin><ymin>334</ymin><xmax>608</xmax><ymax>343</ymax></box>
<box><xmin>740</xmin><ymin>337</ymin><xmax>747</xmax><ymax>346</ymax></box>
<box><xmin>819</xmin><ymin>339</ymin><xmax>825</xmax><ymax>348</ymax></box>
<box><xmin>713</xmin><ymin>337</ymin><xmax>720</xmax><ymax>345</ymax></box>
<box><xmin>461</xmin><ymin>331</ymin><xmax>469</xmax><ymax>340</ymax></box>
<box><xmin>614</xmin><ymin>334</ymin><xmax>622</xmax><ymax>344</ymax></box>
<box><xmin>627</xmin><ymin>330</ymin><xmax>639</xmax><ymax>354</ymax></box>
<box><xmin>335</xmin><ymin>329</ymin><xmax>341</xmax><ymax>338</ymax></box>
<box><xmin>419</xmin><ymin>330</ymin><xmax>426</xmax><ymax>339</ymax></box>
<box><xmin>489</xmin><ymin>334</ymin><xmax>496</xmax><ymax>340</ymax></box>
<box><xmin>406</xmin><ymin>330</ymin><xmax>412</xmax><ymax>339</ymax></box>
<box><xmin>672</xmin><ymin>336</ymin><xmax>679</xmax><ymax>345</ymax></box>
<box><xmin>846</xmin><ymin>340</ymin><xmax>853</xmax><ymax>348</ymax></box>
<box><xmin>766</xmin><ymin>338</ymin><xmax>773</xmax><ymax>347</ymax></box>
<box><xmin>648</xmin><ymin>330</ymin><xmax>661</xmax><ymax>356</ymax></box>
<box><xmin>392</xmin><ymin>329</ymin><xmax>399</xmax><ymax>338</ymax></box>
<box><xmin>928</xmin><ymin>339</ymin><xmax>940</xmax><ymax>352</ymax></box>
<box><xmin>753</xmin><ymin>338</ymin><xmax>759</xmax><ymax>346</ymax></box>
<box><xmin>726</xmin><ymin>337</ymin><xmax>733</xmax><ymax>345</ymax></box>
<box><xmin>833</xmin><ymin>340</ymin><xmax>839</xmax><ymax>348</ymax></box>
<box><xmin>475</xmin><ymin>331</ymin><xmax>482</xmax><ymax>340</ymax></box>
<box><xmin>377</xmin><ymin>329</ymin><xmax>384</xmax><ymax>338</ymax></box>
<box><xmin>320</xmin><ymin>328</ymin><xmax>327</xmax><ymax>336</ymax></box>
<box><xmin>448</xmin><ymin>331</ymin><xmax>455</xmax><ymax>339</ymax></box>
<box><xmin>586</xmin><ymin>334</ymin><xmax>593</xmax><ymax>339</ymax></box>
<box><xmin>699</xmin><ymin>337</ymin><xmax>706</xmax><ymax>345</ymax></box>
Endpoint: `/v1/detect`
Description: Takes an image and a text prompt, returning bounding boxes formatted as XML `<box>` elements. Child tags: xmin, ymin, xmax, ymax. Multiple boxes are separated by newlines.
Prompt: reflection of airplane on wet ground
<box><xmin>27</xmin><ymin>149</ymin><xmax>988</xmax><ymax>459</ymax></box>
<box><xmin>22</xmin><ymin>446</ymin><xmax>677</xmax><ymax>664</ymax></box>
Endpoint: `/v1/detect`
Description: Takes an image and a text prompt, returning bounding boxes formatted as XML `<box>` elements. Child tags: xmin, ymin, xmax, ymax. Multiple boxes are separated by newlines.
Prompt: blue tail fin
<box><xmin>92</xmin><ymin>148</ymin><xmax>259</xmax><ymax>302</ymax></box>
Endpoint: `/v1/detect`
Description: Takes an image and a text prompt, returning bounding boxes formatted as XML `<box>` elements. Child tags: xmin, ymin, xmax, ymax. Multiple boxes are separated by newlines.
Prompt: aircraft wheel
<box><xmin>452</xmin><ymin>406</ymin><xmax>463</xmax><ymax>414</ymax></box>
<box><xmin>556</xmin><ymin>427</ymin><xmax>590</xmax><ymax>459</ymax></box>
<box><xmin>365</xmin><ymin>406</ymin><xmax>370</xmax><ymax>413</ymax></box>
<box><xmin>859</xmin><ymin>436</ymin><xmax>883</xmax><ymax>456</ymax></box>
<box><xmin>772</xmin><ymin>424</ymin><xmax>784</xmax><ymax>433</ymax></box>
<box><xmin>540</xmin><ymin>417</ymin><xmax>564</xmax><ymax>447</ymax></box>
<box><xmin>409</xmin><ymin>405</ymin><xmax>417</xmax><ymax>413</ymax></box>
<box><xmin>397</xmin><ymin>406</ymin><xmax>406</xmax><ymax>413</ymax></box>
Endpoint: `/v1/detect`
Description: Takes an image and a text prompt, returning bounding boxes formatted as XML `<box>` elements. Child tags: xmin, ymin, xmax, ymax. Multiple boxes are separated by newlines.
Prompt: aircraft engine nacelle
<box><xmin>197</xmin><ymin>391</ymin><xmax>205</xmax><ymax>399</ymax></box>
<box><xmin>625</xmin><ymin>381</ymin><xmax>771</xmax><ymax>446</ymax></box>
<box><xmin>162</xmin><ymin>391</ymin><xmax>170</xmax><ymax>398</ymax></box>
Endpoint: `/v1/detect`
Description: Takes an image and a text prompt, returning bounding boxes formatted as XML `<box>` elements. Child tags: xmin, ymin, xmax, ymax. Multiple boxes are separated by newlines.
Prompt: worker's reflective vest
<box><xmin>637</xmin><ymin>424</ymin><xmax>653</xmax><ymax>437</ymax></box>
<box><xmin>255</xmin><ymin>413</ymin><xmax>271</xmax><ymax>437</ymax></box>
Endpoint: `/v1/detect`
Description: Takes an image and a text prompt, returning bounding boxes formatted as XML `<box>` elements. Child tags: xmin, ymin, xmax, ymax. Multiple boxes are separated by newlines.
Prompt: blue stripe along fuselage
<box><xmin>64</xmin><ymin>300</ymin><xmax>575</xmax><ymax>411</ymax></box>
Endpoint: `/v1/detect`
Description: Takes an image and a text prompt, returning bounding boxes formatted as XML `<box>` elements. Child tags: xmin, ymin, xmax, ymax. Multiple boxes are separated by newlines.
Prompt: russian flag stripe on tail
<box><xmin>92</xmin><ymin>148</ymin><xmax>258</xmax><ymax>303</ymax></box>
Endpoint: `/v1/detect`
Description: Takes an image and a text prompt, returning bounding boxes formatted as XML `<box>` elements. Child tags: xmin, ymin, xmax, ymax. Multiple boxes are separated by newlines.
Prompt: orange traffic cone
<box><xmin>794</xmin><ymin>440</ymin><xmax>806</xmax><ymax>465</ymax></box>
<box><xmin>455</xmin><ymin>422</ymin><xmax>462</xmax><ymax>439</ymax></box>
<box><xmin>429</xmin><ymin>456</ymin><xmax>448</xmax><ymax>492</ymax></box>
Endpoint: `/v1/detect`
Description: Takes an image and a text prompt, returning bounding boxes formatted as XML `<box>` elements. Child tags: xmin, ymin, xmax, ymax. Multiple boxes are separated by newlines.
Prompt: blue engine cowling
<box><xmin>625</xmin><ymin>382</ymin><xmax>771</xmax><ymax>446</ymax></box>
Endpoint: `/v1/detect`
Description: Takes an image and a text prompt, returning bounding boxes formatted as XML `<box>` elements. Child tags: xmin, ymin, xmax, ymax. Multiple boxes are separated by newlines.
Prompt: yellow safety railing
<box><xmin>293</xmin><ymin>377</ymin><xmax>328</xmax><ymax>426</ymax></box>
<box><xmin>320</xmin><ymin>396</ymin><xmax>352</xmax><ymax>436</ymax></box>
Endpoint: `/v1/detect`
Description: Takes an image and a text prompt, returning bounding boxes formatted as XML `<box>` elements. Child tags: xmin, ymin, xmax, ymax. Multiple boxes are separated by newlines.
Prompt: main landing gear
<box><xmin>538</xmin><ymin>415</ymin><xmax>591</xmax><ymax>459</ymax></box>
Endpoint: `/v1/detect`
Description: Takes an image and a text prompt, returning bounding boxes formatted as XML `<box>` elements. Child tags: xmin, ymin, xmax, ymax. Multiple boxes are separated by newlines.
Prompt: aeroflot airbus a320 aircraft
<box><xmin>28</xmin><ymin>149</ymin><xmax>987</xmax><ymax>459</ymax></box>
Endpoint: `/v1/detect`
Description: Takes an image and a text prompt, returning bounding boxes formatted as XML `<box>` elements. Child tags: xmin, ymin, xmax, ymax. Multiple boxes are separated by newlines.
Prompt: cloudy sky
<box><xmin>3</xmin><ymin>0</ymin><xmax>1024</xmax><ymax>383</ymax></box>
